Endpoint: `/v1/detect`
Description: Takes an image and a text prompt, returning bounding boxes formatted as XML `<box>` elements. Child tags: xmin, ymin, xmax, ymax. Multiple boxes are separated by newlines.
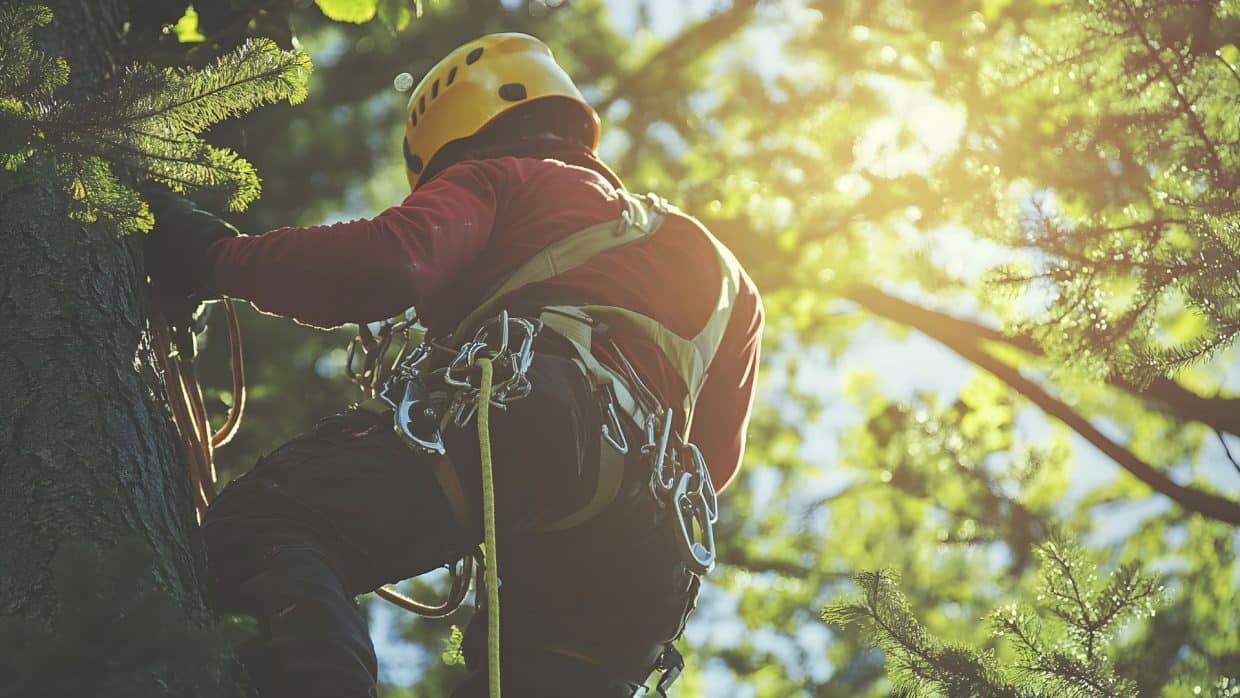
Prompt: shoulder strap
<box><xmin>451</xmin><ymin>192</ymin><xmax>663</xmax><ymax>340</ymax></box>
<box><xmin>453</xmin><ymin>191</ymin><xmax>742</xmax><ymax>432</ymax></box>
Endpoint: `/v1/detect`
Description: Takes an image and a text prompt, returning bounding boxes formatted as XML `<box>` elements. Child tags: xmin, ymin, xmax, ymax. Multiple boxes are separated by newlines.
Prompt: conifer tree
<box><xmin>982</xmin><ymin>0</ymin><xmax>1240</xmax><ymax>385</ymax></box>
<box><xmin>0</xmin><ymin>1</ymin><xmax>311</xmax><ymax>234</ymax></box>
<box><xmin>824</xmin><ymin>537</ymin><xmax>1162</xmax><ymax>697</ymax></box>
<box><xmin>0</xmin><ymin>1</ymin><xmax>326</xmax><ymax>694</ymax></box>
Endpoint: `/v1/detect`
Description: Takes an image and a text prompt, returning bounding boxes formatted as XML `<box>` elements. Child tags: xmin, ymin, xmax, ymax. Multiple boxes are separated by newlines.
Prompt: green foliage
<box><xmin>0</xmin><ymin>2</ymin><xmax>69</xmax><ymax>168</ymax></box>
<box><xmin>317</xmin><ymin>0</ymin><xmax>422</xmax><ymax>31</ymax></box>
<box><xmin>173</xmin><ymin>5</ymin><xmax>207</xmax><ymax>44</ymax></box>
<box><xmin>0</xmin><ymin>2</ymin><xmax>310</xmax><ymax>234</ymax></box>
<box><xmin>0</xmin><ymin>538</ymin><xmax>239</xmax><ymax>698</ymax></box>
<box><xmin>441</xmin><ymin>624</ymin><xmax>465</xmax><ymax>666</ymax></box>
<box><xmin>378</xmin><ymin>0</ymin><xmax>422</xmax><ymax>33</ymax></box>
<box><xmin>316</xmin><ymin>0</ymin><xmax>378</xmax><ymax>24</ymax></box>
<box><xmin>825</xmin><ymin>537</ymin><xmax>1162</xmax><ymax>697</ymax></box>
<box><xmin>974</xmin><ymin>0</ymin><xmax>1240</xmax><ymax>383</ymax></box>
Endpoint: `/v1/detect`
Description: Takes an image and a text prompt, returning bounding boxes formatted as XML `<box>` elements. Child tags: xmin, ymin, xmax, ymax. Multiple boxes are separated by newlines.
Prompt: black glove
<box><xmin>142</xmin><ymin>185</ymin><xmax>239</xmax><ymax>302</ymax></box>
<box><xmin>142</xmin><ymin>185</ymin><xmax>239</xmax><ymax>357</ymax></box>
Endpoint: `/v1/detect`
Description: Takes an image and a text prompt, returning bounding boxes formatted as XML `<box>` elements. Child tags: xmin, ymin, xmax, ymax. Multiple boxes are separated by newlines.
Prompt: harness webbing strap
<box><xmin>451</xmin><ymin>193</ymin><xmax>662</xmax><ymax>339</ymax></box>
<box><xmin>431</xmin><ymin>454</ymin><xmax>474</xmax><ymax>532</ymax></box>
<box><xmin>537</xmin><ymin>308</ymin><xmax>653</xmax><ymax>424</ymax></box>
<box><xmin>535</xmin><ymin>428</ymin><xmax>627</xmax><ymax>534</ymax></box>
<box><xmin>449</xmin><ymin>191</ymin><xmax>742</xmax><ymax>435</ymax></box>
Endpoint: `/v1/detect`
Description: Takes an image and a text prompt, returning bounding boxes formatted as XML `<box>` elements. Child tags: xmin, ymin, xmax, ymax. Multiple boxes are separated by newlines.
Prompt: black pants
<box><xmin>201</xmin><ymin>352</ymin><xmax>698</xmax><ymax>698</ymax></box>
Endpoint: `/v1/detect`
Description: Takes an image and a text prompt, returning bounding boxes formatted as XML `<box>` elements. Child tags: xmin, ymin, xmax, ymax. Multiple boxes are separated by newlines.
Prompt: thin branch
<box><xmin>595</xmin><ymin>0</ymin><xmax>759</xmax><ymax>114</ymax></box>
<box><xmin>1214</xmin><ymin>52</ymin><xmax>1240</xmax><ymax>90</ymax></box>
<box><xmin>1122</xmin><ymin>0</ymin><xmax>1226</xmax><ymax>182</ymax></box>
<box><xmin>848</xmin><ymin>287</ymin><xmax>1240</xmax><ymax>526</ymax></box>
<box><xmin>1218</xmin><ymin>430</ymin><xmax>1240</xmax><ymax>477</ymax></box>
<box><xmin>849</xmin><ymin>286</ymin><xmax>1240</xmax><ymax>437</ymax></box>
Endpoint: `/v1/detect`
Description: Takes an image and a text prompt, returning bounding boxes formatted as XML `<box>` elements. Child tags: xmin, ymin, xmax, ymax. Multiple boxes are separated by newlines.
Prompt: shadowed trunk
<box><xmin>0</xmin><ymin>0</ymin><xmax>213</xmax><ymax>648</ymax></box>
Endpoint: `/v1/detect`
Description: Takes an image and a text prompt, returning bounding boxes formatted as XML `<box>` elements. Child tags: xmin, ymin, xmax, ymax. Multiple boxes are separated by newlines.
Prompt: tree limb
<box><xmin>595</xmin><ymin>0</ymin><xmax>760</xmax><ymax>114</ymax></box>
<box><xmin>848</xmin><ymin>286</ymin><xmax>1240</xmax><ymax>437</ymax></box>
<box><xmin>847</xmin><ymin>286</ymin><xmax>1240</xmax><ymax>526</ymax></box>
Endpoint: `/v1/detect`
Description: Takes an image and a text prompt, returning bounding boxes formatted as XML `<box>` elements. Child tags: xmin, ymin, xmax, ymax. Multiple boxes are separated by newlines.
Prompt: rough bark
<box><xmin>0</xmin><ymin>0</ymin><xmax>211</xmax><ymax>630</ymax></box>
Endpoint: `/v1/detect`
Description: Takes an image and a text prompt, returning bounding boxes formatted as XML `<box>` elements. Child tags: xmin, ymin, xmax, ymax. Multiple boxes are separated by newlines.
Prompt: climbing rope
<box><xmin>151</xmin><ymin>299</ymin><xmax>245</xmax><ymax>521</ymax></box>
<box><xmin>476</xmin><ymin>357</ymin><xmax>501</xmax><ymax>698</ymax></box>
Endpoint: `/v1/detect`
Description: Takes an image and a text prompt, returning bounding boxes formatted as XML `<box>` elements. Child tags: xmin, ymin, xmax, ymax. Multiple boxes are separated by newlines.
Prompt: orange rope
<box><xmin>212</xmin><ymin>303</ymin><xmax>245</xmax><ymax>448</ymax></box>
<box><xmin>153</xmin><ymin>300</ymin><xmax>245</xmax><ymax>520</ymax></box>
<box><xmin>154</xmin><ymin>299</ymin><xmax>470</xmax><ymax>616</ymax></box>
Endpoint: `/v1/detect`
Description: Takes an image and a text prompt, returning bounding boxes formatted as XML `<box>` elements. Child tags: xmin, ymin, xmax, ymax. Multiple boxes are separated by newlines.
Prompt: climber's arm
<box><xmin>207</xmin><ymin>161</ymin><xmax>502</xmax><ymax>328</ymax></box>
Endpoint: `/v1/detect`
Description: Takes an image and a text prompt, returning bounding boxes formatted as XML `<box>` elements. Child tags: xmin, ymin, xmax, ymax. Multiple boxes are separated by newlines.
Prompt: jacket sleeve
<box><xmin>690</xmin><ymin>282</ymin><xmax>764</xmax><ymax>492</ymax></box>
<box><xmin>206</xmin><ymin>161</ymin><xmax>502</xmax><ymax>328</ymax></box>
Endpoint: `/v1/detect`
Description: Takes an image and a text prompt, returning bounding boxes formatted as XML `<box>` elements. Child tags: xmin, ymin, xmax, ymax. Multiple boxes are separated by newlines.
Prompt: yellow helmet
<box><xmin>401</xmin><ymin>33</ymin><xmax>600</xmax><ymax>190</ymax></box>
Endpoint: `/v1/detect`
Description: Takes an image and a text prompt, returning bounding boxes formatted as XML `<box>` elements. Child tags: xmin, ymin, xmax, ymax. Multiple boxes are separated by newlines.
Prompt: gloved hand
<box><xmin>142</xmin><ymin>185</ymin><xmax>239</xmax><ymax>302</ymax></box>
<box><xmin>142</xmin><ymin>185</ymin><xmax>239</xmax><ymax>357</ymax></box>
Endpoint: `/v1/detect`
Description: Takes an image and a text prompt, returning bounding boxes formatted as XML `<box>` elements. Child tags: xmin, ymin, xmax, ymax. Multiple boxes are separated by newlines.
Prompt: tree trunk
<box><xmin>0</xmin><ymin>0</ymin><xmax>211</xmax><ymax>634</ymax></box>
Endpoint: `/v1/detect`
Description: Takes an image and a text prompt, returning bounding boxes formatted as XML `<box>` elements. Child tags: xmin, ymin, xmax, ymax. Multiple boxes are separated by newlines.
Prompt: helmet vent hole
<box><xmin>466</xmin><ymin>47</ymin><xmax>484</xmax><ymax>64</ymax></box>
<box><xmin>410</xmin><ymin>112</ymin><xmax>417</xmax><ymax>127</ymax></box>
<box><xmin>432</xmin><ymin>79</ymin><xmax>440</xmax><ymax>99</ymax></box>
<box><xmin>403</xmin><ymin>139</ymin><xmax>424</xmax><ymax>174</ymax></box>
<box><xmin>498</xmin><ymin>83</ymin><xmax>527</xmax><ymax>102</ymax></box>
<box><xmin>447</xmin><ymin>67</ymin><xmax>458</xmax><ymax>85</ymax></box>
<box><xmin>418</xmin><ymin>95</ymin><xmax>426</xmax><ymax>114</ymax></box>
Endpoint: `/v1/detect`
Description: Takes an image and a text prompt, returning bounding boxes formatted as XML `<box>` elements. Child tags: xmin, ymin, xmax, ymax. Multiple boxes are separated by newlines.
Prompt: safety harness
<box><xmin>437</xmin><ymin>191</ymin><xmax>740</xmax><ymax>569</ymax></box>
<box><xmin>348</xmin><ymin>191</ymin><xmax>741</xmax><ymax>694</ymax></box>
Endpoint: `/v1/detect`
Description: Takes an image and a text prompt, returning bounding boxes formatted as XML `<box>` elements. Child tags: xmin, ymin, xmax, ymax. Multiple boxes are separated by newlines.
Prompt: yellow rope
<box><xmin>476</xmin><ymin>358</ymin><xmax>501</xmax><ymax>698</ymax></box>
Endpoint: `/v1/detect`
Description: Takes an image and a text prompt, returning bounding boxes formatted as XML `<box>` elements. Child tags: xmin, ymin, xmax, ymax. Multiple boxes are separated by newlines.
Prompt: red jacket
<box><xmin>207</xmin><ymin>146</ymin><xmax>763</xmax><ymax>491</ymax></box>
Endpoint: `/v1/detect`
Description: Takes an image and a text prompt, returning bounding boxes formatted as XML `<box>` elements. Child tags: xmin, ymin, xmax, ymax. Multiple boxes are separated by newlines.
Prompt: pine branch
<box><xmin>824</xmin><ymin>571</ymin><xmax>1033</xmax><ymax>698</ymax></box>
<box><xmin>0</xmin><ymin>3</ymin><xmax>68</xmax><ymax>100</ymax></box>
<box><xmin>0</xmin><ymin>3</ymin><xmax>312</xmax><ymax>234</ymax></box>
<box><xmin>1119</xmin><ymin>0</ymin><xmax>1226</xmax><ymax>183</ymax></box>
<box><xmin>828</xmin><ymin>538</ymin><xmax>1154</xmax><ymax>697</ymax></box>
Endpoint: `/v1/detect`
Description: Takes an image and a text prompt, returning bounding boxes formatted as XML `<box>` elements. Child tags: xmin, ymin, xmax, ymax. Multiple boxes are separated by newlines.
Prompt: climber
<box><xmin>144</xmin><ymin>33</ymin><xmax>763</xmax><ymax>698</ymax></box>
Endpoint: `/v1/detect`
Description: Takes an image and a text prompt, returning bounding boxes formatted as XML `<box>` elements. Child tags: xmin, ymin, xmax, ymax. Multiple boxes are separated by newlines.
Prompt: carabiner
<box><xmin>682</xmin><ymin>443</ymin><xmax>717</xmax><ymax>523</ymax></box>
<box><xmin>393</xmin><ymin>380</ymin><xmax>446</xmax><ymax>455</ymax></box>
<box><xmin>645</xmin><ymin>408</ymin><xmax>677</xmax><ymax>500</ymax></box>
<box><xmin>672</xmin><ymin>472</ymin><xmax>715</xmax><ymax>575</ymax></box>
